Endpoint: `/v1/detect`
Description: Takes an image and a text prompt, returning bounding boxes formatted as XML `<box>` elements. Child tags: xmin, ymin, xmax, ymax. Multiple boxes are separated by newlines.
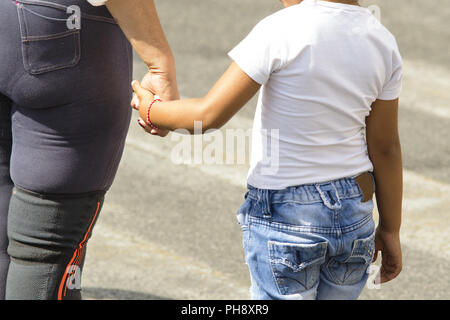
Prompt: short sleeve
<box><xmin>87</xmin><ymin>0</ymin><xmax>108</xmax><ymax>6</ymax></box>
<box><xmin>378</xmin><ymin>48</ymin><xmax>403</xmax><ymax>100</ymax></box>
<box><xmin>228</xmin><ymin>18</ymin><xmax>284</xmax><ymax>85</ymax></box>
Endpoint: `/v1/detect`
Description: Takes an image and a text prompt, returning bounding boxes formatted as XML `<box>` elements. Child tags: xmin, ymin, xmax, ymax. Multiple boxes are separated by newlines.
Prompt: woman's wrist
<box><xmin>146</xmin><ymin>63</ymin><xmax>179</xmax><ymax>101</ymax></box>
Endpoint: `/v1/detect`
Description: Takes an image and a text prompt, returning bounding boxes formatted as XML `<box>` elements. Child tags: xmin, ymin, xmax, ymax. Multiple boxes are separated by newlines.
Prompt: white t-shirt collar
<box><xmin>302</xmin><ymin>0</ymin><xmax>369</xmax><ymax>13</ymax></box>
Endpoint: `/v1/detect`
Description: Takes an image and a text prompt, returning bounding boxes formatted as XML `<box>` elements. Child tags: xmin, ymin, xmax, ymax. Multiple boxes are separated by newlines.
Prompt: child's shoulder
<box><xmin>251</xmin><ymin>4</ymin><xmax>312</xmax><ymax>40</ymax></box>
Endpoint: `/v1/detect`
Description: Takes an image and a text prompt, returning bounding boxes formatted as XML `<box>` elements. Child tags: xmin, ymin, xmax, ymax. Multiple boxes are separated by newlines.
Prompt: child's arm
<box><xmin>366</xmin><ymin>98</ymin><xmax>403</xmax><ymax>283</ymax></box>
<box><xmin>132</xmin><ymin>62</ymin><xmax>261</xmax><ymax>134</ymax></box>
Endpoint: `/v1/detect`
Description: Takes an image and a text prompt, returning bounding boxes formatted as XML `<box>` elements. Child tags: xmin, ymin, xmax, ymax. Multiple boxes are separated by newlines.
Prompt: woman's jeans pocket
<box><xmin>326</xmin><ymin>231</ymin><xmax>375</xmax><ymax>285</ymax></box>
<box><xmin>16</xmin><ymin>1</ymin><xmax>81</xmax><ymax>75</ymax></box>
<box><xmin>269</xmin><ymin>241</ymin><xmax>327</xmax><ymax>295</ymax></box>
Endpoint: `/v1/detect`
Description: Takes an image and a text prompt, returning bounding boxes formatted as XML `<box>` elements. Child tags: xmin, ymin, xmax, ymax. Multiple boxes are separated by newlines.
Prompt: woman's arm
<box><xmin>366</xmin><ymin>98</ymin><xmax>403</xmax><ymax>283</ymax></box>
<box><xmin>132</xmin><ymin>62</ymin><xmax>261</xmax><ymax>133</ymax></box>
<box><xmin>106</xmin><ymin>0</ymin><xmax>179</xmax><ymax>101</ymax></box>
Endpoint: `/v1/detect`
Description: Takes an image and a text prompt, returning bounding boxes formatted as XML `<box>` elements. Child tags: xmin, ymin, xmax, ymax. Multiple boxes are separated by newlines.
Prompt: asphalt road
<box><xmin>82</xmin><ymin>0</ymin><xmax>450</xmax><ymax>300</ymax></box>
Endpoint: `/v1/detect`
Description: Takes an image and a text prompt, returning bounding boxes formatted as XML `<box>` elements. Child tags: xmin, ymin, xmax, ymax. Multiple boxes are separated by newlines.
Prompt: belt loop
<box><xmin>260</xmin><ymin>189</ymin><xmax>272</xmax><ymax>219</ymax></box>
<box><xmin>315</xmin><ymin>182</ymin><xmax>342</xmax><ymax>210</ymax></box>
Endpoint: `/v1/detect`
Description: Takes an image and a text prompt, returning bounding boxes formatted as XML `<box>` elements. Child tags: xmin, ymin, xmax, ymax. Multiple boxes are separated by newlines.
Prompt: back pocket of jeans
<box><xmin>268</xmin><ymin>241</ymin><xmax>327</xmax><ymax>295</ymax></box>
<box><xmin>327</xmin><ymin>231</ymin><xmax>375</xmax><ymax>285</ymax></box>
<box><xmin>16</xmin><ymin>1</ymin><xmax>81</xmax><ymax>75</ymax></box>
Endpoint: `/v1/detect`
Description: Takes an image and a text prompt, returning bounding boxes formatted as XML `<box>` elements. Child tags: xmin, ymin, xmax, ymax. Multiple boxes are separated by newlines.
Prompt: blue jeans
<box><xmin>237</xmin><ymin>174</ymin><xmax>376</xmax><ymax>300</ymax></box>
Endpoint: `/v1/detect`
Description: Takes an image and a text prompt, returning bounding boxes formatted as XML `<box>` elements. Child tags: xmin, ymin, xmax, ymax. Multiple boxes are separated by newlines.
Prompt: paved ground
<box><xmin>82</xmin><ymin>0</ymin><xmax>450</xmax><ymax>300</ymax></box>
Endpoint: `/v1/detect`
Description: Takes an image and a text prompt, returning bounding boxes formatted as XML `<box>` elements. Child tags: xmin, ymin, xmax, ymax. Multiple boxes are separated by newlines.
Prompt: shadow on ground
<box><xmin>82</xmin><ymin>287</ymin><xmax>171</xmax><ymax>300</ymax></box>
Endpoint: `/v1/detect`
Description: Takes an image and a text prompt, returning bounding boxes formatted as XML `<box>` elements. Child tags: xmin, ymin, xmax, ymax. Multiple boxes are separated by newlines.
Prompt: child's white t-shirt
<box><xmin>228</xmin><ymin>0</ymin><xmax>402</xmax><ymax>190</ymax></box>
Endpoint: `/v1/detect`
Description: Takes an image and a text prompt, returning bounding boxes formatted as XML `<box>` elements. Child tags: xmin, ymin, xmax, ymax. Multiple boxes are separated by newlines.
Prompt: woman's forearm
<box><xmin>370</xmin><ymin>144</ymin><xmax>403</xmax><ymax>233</ymax></box>
<box><xmin>106</xmin><ymin>0</ymin><xmax>175</xmax><ymax>75</ymax></box>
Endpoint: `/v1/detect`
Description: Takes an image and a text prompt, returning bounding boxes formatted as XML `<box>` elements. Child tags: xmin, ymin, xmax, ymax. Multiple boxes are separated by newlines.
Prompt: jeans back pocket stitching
<box><xmin>21</xmin><ymin>4</ymin><xmax>67</xmax><ymax>22</ymax></box>
<box><xmin>325</xmin><ymin>230</ymin><xmax>375</xmax><ymax>285</ymax></box>
<box><xmin>344</xmin><ymin>231</ymin><xmax>376</xmax><ymax>264</ymax></box>
<box><xmin>17</xmin><ymin>2</ymin><xmax>81</xmax><ymax>75</ymax></box>
<box><xmin>268</xmin><ymin>241</ymin><xmax>327</xmax><ymax>295</ymax></box>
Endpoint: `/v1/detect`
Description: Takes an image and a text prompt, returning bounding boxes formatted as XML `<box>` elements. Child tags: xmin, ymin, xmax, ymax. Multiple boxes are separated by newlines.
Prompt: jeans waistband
<box><xmin>247</xmin><ymin>172</ymin><xmax>374</xmax><ymax>212</ymax></box>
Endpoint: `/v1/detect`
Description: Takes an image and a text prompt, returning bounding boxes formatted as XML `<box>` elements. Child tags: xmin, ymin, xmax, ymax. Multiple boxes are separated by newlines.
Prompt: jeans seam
<box><xmin>341</xmin><ymin>214</ymin><xmax>373</xmax><ymax>234</ymax></box>
<box><xmin>13</xmin><ymin>185</ymin><xmax>106</xmax><ymax>200</ymax></box>
<box><xmin>248</xmin><ymin>193</ymin><xmax>361</xmax><ymax>205</ymax></box>
<box><xmin>267</xmin><ymin>241</ymin><xmax>285</xmax><ymax>295</ymax></box>
<box><xmin>23</xmin><ymin>29</ymin><xmax>79</xmax><ymax>42</ymax></box>
<box><xmin>248</xmin><ymin>216</ymin><xmax>335</xmax><ymax>234</ymax></box>
<box><xmin>324</xmin><ymin>219</ymin><xmax>375</xmax><ymax>286</ymax></box>
<box><xmin>247</xmin><ymin>209</ymin><xmax>372</xmax><ymax>236</ymax></box>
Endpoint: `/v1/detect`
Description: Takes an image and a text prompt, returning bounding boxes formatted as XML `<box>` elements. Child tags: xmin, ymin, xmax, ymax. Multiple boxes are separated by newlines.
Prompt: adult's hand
<box><xmin>106</xmin><ymin>0</ymin><xmax>180</xmax><ymax>135</ymax></box>
<box><xmin>137</xmin><ymin>71</ymin><xmax>178</xmax><ymax>136</ymax></box>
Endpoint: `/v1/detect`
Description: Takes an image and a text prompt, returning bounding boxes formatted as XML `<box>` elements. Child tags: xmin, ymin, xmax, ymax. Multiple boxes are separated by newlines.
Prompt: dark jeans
<box><xmin>0</xmin><ymin>0</ymin><xmax>133</xmax><ymax>299</ymax></box>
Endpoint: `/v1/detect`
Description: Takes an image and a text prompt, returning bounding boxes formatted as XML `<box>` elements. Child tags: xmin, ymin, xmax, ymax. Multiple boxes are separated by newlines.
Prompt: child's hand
<box><xmin>131</xmin><ymin>80</ymin><xmax>154</xmax><ymax>121</ymax></box>
<box><xmin>372</xmin><ymin>227</ymin><xmax>403</xmax><ymax>284</ymax></box>
<box><xmin>131</xmin><ymin>80</ymin><xmax>168</xmax><ymax>137</ymax></box>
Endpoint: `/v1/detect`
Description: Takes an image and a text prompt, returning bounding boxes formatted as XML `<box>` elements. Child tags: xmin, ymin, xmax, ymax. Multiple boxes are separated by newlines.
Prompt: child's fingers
<box><xmin>137</xmin><ymin>118</ymin><xmax>152</xmax><ymax>133</ymax></box>
<box><xmin>137</xmin><ymin>118</ymin><xmax>159</xmax><ymax>135</ymax></box>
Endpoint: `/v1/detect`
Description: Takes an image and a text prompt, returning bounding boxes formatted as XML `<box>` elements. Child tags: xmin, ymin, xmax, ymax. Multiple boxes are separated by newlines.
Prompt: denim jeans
<box><xmin>237</xmin><ymin>173</ymin><xmax>376</xmax><ymax>300</ymax></box>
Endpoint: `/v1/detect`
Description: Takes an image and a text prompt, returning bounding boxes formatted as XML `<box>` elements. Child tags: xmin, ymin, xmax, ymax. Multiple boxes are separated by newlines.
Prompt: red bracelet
<box><xmin>146</xmin><ymin>98</ymin><xmax>162</xmax><ymax>129</ymax></box>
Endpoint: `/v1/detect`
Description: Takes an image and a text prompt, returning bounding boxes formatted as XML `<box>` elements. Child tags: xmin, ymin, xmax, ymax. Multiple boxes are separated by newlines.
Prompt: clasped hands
<box><xmin>130</xmin><ymin>70</ymin><xmax>179</xmax><ymax>137</ymax></box>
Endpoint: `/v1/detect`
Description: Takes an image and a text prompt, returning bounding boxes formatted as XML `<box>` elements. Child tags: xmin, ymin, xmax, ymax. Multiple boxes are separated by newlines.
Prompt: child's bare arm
<box><xmin>132</xmin><ymin>62</ymin><xmax>261</xmax><ymax>133</ymax></box>
<box><xmin>366</xmin><ymin>99</ymin><xmax>403</xmax><ymax>232</ymax></box>
<box><xmin>366</xmin><ymin>98</ymin><xmax>403</xmax><ymax>283</ymax></box>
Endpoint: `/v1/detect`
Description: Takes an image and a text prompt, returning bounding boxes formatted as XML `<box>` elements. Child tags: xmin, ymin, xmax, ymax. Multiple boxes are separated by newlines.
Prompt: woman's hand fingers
<box><xmin>132</xmin><ymin>80</ymin><xmax>155</xmax><ymax>122</ymax></box>
<box><xmin>131</xmin><ymin>80</ymin><xmax>145</xmax><ymax>98</ymax></box>
<box><xmin>132</xmin><ymin>80</ymin><xmax>154</xmax><ymax>106</ymax></box>
<box><xmin>131</xmin><ymin>94</ymin><xmax>139</xmax><ymax>110</ymax></box>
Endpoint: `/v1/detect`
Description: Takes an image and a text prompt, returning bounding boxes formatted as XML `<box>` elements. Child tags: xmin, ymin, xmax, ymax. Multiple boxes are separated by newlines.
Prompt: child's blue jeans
<box><xmin>237</xmin><ymin>173</ymin><xmax>376</xmax><ymax>300</ymax></box>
